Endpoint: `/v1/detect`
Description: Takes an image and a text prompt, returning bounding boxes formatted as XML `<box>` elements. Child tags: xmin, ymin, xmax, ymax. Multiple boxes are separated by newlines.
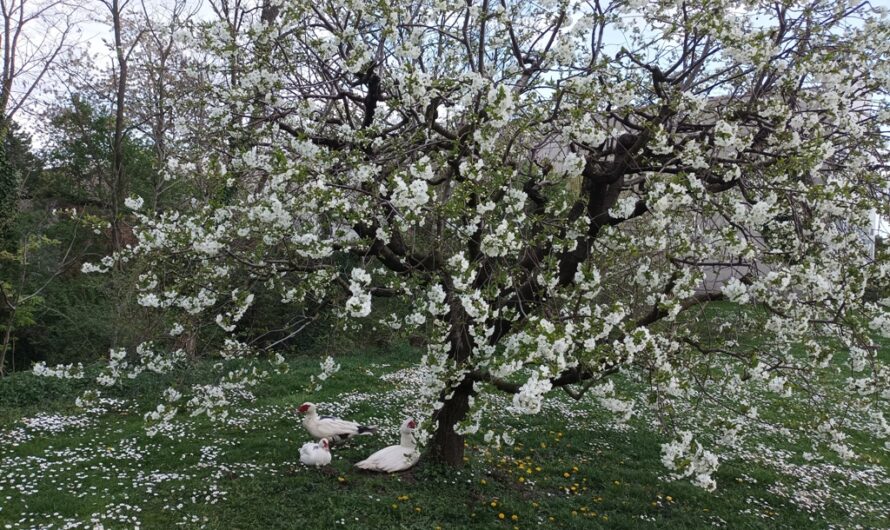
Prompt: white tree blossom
<box><xmin>66</xmin><ymin>0</ymin><xmax>890</xmax><ymax>489</ymax></box>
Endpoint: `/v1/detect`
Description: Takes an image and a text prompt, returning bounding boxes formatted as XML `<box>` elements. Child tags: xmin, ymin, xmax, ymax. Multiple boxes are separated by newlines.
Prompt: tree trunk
<box><xmin>427</xmin><ymin>376</ymin><xmax>474</xmax><ymax>466</ymax></box>
<box><xmin>0</xmin><ymin>311</ymin><xmax>15</xmax><ymax>376</ymax></box>
<box><xmin>427</xmin><ymin>305</ymin><xmax>475</xmax><ymax>466</ymax></box>
<box><xmin>109</xmin><ymin>0</ymin><xmax>128</xmax><ymax>255</ymax></box>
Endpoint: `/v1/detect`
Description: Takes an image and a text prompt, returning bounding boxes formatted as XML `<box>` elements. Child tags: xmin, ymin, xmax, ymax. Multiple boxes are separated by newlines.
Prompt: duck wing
<box><xmin>317</xmin><ymin>417</ymin><xmax>376</xmax><ymax>438</ymax></box>
<box><xmin>355</xmin><ymin>445</ymin><xmax>419</xmax><ymax>473</ymax></box>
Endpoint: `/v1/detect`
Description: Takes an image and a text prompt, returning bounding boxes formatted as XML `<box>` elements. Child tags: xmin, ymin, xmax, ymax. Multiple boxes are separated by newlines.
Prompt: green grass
<box><xmin>1</xmin><ymin>341</ymin><xmax>889</xmax><ymax>529</ymax></box>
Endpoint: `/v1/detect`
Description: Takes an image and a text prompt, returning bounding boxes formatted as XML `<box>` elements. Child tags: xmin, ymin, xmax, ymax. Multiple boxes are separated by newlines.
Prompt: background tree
<box><xmin>0</xmin><ymin>0</ymin><xmax>210</xmax><ymax>373</ymax></box>
<box><xmin>0</xmin><ymin>215</ymin><xmax>81</xmax><ymax>374</ymax></box>
<box><xmin>100</xmin><ymin>0</ymin><xmax>142</xmax><ymax>254</ymax></box>
<box><xmin>0</xmin><ymin>0</ymin><xmax>76</xmax><ymax>233</ymax></box>
<box><xmin>42</xmin><ymin>94</ymin><xmax>155</xmax><ymax>211</ymax></box>
<box><xmin>0</xmin><ymin>121</ymin><xmax>93</xmax><ymax>375</ymax></box>
<box><xmin>129</xmin><ymin>0</ymin><xmax>202</xmax><ymax>211</ymax></box>
<box><xmin>0</xmin><ymin>0</ymin><xmax>75</xmax><ymax>138</ymax></box>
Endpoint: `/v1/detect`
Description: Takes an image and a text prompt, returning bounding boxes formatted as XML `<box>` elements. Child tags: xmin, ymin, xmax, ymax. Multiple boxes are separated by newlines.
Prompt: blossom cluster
<box><xmin>32</xmin><ymin>362</ymin><xmax>85</xmax><ymax>379</ymax></box>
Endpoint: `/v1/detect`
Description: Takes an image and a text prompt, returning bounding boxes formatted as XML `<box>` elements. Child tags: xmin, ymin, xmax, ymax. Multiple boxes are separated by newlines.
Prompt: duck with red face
<box><xmin>355</xmin><ymin>418</ymin><xmax>420</xmax><ymax>473</ymax></box>
<box><xmin>296</xmin><ymin>402</ymin><xmax>377</xmax><ymax>443</ymax></box>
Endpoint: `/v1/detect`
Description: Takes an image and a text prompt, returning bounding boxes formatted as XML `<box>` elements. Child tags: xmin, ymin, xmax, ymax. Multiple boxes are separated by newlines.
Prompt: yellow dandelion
<box><xmin>491</xmin><ymin>501</ymin><xmax>498</xmax><ymax>508</ymax></box>
<box><xmin>481</xmin><ymin>479</ymin><xmax>487</xmax><ymax>485</ymax></box>
<box><xmin>498</xmin><ymin>513</ymin><xmax>506</xmax><ymax>520</ymax></box>
<box><xmin>511</xmin><ymin>514</ymin><xmax>519</xmax><ymax>521</ymax></box>
<box><xmin>563</xmin><ymin>472</ymin><xmax>571</xmax><ymax>478</ymax></box>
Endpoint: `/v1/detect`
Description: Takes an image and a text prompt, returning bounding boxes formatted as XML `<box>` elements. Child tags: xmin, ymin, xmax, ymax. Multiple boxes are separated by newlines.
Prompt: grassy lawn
<box><xmin>1</xmin><ymin>339</ymin><xmax>888</xmax><ymax>529</ymax></box>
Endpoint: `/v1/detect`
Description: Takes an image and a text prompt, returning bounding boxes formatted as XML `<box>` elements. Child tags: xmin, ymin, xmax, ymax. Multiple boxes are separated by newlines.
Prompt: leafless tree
<box><xmin>131</xmin><ymin>0</ymin><xmax>202</xmax><ymax>210</ymax></box>
<box><xmin>0</xmin><ymin>0</ymin><xmax>77</xmax><ymax>140</ymax></box>
<box><xmin>98</xmin><ymin>0</ymin><xmax>142</xmax><ymax>253</ymax></box>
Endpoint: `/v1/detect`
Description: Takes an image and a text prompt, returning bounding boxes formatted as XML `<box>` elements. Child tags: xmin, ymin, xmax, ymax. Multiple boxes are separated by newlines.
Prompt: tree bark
<box><xmin>0</xmin><ymin>313</ymin><xmax>14</xmax><ymax>376</ymax></box>
<box><xmin>427</xmin><ymin>296</ymin><xmax>475</xmax><ymax>466</ymax></box>
<box><xmin>427</xmin><ymin>376</ymin><xmax>473</xmax><ymax>466</ymax></box>
<box><xmin>109</xmin><ymin>0</ymin><xmax>128</xmax><ymax>255</ymax></box>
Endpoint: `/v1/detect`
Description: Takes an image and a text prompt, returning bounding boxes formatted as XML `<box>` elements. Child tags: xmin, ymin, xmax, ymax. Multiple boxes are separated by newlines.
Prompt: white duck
<box><xmin>299</xmin><ymin>438</ymin><xmax>332</xmax><ymax>467</ymax></box>
<box><xmin>355</xmin><ymin>418</ymin><xmax>420</xmax><ymax>473</ymax></box>
<box><xmin>297</xmin><ymin>402</ymin><xmax>377</xmax><ymax>443</ymax></box>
